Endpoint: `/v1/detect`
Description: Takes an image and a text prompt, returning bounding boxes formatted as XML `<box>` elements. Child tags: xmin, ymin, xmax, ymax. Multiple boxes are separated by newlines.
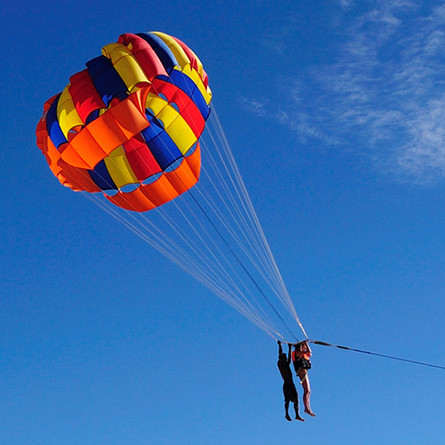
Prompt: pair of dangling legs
<box><xmin>297</xmin><ymin>369</ymin><xmax>316</xmax><ymax>417</ymax></box>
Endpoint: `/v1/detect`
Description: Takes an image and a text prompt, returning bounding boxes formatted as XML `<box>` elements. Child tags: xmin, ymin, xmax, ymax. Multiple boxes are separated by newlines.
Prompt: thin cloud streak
<box><xmin>244</xmin><ymin>1</ymin><xmax>445</xmax><ymax>184</ymax></box>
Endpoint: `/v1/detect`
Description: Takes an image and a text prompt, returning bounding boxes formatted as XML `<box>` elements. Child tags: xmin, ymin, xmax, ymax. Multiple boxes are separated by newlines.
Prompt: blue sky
<box><xmin>2</xmin><ymin>1</ymin><xmax>445</xmax><ymax>444</ymax></box>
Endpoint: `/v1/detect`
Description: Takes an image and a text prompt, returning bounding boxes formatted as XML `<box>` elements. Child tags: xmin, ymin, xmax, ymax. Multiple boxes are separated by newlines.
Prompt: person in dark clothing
<box><xmin>277</xmin><ymin>341</ymin><xmax>304</xmax><ymax>422</ymax></box>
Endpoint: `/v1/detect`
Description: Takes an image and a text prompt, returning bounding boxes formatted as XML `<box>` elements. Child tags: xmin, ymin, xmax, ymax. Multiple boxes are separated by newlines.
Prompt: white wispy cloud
<box><xmin>244</xmin><ymin>1</ymin><xmax>445</xmax><ymax>183</ymax></box>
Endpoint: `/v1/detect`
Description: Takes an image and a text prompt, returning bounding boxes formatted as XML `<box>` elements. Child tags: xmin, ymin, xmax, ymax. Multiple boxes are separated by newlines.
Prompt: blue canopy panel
<box><xmin>86</xmin><ymin>55</ymin><xmax>129</xmax><ymax>107</ymax></box>
<box><xmin>136</xmin><ymin>32</ymin><xmax>179</xmax><ymax>74</ymax></box>
<box><xmin>85</xmin><ymin>109</ymin><xmax>101</xmax><ymax>125</ymax></box>
<box><xmin>88</xmin><ymin>159</ymin><xmax>117</xmax><ymax>190</ymax></box>
<box><xmin>169</xmin><ymin>70</ymin><xmax>211</xmax><ymax>120</ymax></box>
<box><xmin>140</xmin><ymin>113</ymin><xmax>182</xmax><ymax>170</ymax></box>
<box><xmin>46</xmin><ymin>94</ymin><xmax>68</xmax><ymax>149</ymax></box>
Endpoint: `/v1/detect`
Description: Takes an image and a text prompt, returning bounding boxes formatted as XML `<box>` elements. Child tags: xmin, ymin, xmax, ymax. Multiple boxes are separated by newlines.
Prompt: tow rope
<box><xmin>309</xmin><ymin>340</ymin><xmax>445</xmax><ymax>370</ymax></box>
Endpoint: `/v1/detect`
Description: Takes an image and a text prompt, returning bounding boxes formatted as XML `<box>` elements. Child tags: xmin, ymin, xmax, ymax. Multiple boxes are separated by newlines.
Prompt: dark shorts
<box><xmin>283</xmin><ymin>381</ymin><xmax>298</xmax><ymax>403</ymax></box>
<box><xmin>294</xmin><ymin>358</ymin><xmax>311</xmax><ymax>372</ymax></box>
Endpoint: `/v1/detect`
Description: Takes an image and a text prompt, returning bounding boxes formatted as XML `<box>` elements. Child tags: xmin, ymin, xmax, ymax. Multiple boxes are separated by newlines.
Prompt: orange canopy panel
<box><xmin>106</xmin><ymin>143</ymin><xmax>201</xmax><ymax>212</ymax></box>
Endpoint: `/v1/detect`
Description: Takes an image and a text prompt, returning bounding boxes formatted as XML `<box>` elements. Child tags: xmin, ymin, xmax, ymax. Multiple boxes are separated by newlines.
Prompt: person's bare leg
<box><xmin>299</xmin><ymin>370</ymin><xmax>316</xmax><ymax>417</ymax></box>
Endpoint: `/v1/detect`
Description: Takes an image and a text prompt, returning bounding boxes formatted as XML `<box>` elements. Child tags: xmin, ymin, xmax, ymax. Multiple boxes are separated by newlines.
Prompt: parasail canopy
<box><xmin>36</xmin><ymin>32</ymin><xmax>212</xmax><ymax>212</ymax></box>
<box><xmin>36</xmin><ymin>31</ymin><xmax>307</xmax><ymax>343</ymax></box>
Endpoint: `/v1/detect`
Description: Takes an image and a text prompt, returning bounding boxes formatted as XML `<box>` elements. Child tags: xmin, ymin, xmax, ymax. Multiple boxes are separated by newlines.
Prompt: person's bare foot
<box><xmin>285</xmin><ymin>414</ymin><xmax>292</xmax><ymax>421</ymax></box>
<box><xmin>295</xmin><ymin>415</ymin><xmax>305</xmax><ymax>422</ymax></box>
<box><xmin>305</xmin><ymin>409</ymin><xmax>316</xmax><ymax>417</ymax></box>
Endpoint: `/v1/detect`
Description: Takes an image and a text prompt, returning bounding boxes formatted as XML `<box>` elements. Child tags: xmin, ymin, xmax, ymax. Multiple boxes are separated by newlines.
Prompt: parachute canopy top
<box><xmin>36</xmin><ymin>32</ymin><xmax>212</xmax><ymax>212</ymax></box>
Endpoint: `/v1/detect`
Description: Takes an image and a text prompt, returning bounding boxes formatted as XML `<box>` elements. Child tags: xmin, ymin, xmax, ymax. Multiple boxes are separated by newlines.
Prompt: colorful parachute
<box><xmin>36</xmin><ymin>32</ymin><xmax>212</xmax><ymax>212</ymax></box>
<box><xmin>36</xmin><ymin>31</ymin><xmax>307</xmax><ymax>343</ymax></box>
